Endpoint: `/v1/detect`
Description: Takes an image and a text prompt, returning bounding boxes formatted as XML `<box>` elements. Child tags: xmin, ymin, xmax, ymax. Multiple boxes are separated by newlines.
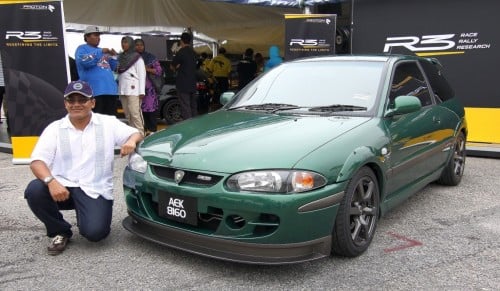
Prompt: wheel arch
<box><xmin>335</xmin><ymin>146</ymin><xmax>386</xmax><ymax>218</ymax></box>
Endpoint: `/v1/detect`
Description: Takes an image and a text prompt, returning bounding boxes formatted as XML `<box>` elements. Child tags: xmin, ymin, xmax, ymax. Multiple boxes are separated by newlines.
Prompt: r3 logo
<box><xmin>383</xmin><ymin>34</ymin><xmax>456</xmax><ymax>52</ymax></box>
<box><xmin>5</xmin><ymin>31</ymin><xmax>42</xmax><ymax>40</ymax></box>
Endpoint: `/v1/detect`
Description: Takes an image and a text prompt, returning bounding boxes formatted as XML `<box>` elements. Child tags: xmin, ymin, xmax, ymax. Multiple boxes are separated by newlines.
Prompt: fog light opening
<box><xmin>226</xmin><ymin>214</ymin><xmax>246</xmax><ymax>229</ymax></box>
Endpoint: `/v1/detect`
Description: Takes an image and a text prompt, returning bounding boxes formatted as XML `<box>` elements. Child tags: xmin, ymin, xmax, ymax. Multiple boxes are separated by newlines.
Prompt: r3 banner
<box><xmin>285</xmin><ymin>14</ymin><xmax>337</xmax><ymax>60</ymax></box>
<box><xmin>0</xmin><ymin>1</ymin><xmax>68</xmax><ymax>163</ymax></box>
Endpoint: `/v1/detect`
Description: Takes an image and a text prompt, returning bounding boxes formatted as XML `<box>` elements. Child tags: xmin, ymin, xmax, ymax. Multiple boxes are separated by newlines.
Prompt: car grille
<box><xmin>151</xmin><ymin>165</ymin><xmax>223</xmax><ymax>186</ymax></box>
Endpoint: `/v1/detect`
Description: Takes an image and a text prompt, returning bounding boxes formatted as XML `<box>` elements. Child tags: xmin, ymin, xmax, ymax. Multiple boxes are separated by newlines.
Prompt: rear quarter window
<box><xmin>419</xmin><ymin>60</ymin><xmax>455</xmax><ymax>102</ymax></box>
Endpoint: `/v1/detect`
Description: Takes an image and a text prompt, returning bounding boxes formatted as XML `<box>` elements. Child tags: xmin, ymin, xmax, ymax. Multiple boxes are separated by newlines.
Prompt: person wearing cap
<box><xmin>24</xmin><ymin>80</ymin><xmax>143</xmax><ymax>256</ymax></box>
<box><xmin>75</xmin><ymin>25</ymin><xmax>119</xmax><ymax>116</ymax></box>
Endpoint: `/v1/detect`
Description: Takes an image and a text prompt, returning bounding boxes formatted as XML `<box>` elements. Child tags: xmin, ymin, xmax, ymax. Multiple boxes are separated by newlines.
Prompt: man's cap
<box><xmin>84</xmin><ymin>25</ymin><xmax>100</xmax><ymax>35</ymax></box>
<box><xmin>64</xmin><ymin>80</ymin><xmax>93</xmax><ymax>98</ymax></box>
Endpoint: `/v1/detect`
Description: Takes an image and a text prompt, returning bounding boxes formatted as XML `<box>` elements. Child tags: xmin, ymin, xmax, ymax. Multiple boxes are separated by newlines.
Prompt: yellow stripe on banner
<box><xmin>416</xmin><ymin>51</ymin><xmax>465</xmax><ymax>57</ymax></box>
<box><xmin>285</xmin><ymin>14</ymin><xmax>334</xmax><ymax>19</ymax></box>
<box><xmin>465</xmin><ymin>107</ymin><xmax>500</xmax><ymax>143</ymax></box>
<box><xmin>11</xmin><ymin>136</ymin><xmax>38</xmax><ymax>161</ymax></box>
<box><xmin>0</xmin><ymin>0</ymin><xmax>50</xmax><ymax>4</ymax></box>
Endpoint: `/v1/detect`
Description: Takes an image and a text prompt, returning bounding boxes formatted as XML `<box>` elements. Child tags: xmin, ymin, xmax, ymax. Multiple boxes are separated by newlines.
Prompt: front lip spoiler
<box><xmin>123</xmin><ymin>212</ymin><xmax>332</xmax><ymax>265</ymax></box>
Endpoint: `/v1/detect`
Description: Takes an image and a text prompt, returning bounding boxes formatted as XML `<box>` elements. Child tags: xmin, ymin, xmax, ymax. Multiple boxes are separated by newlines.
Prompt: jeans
<box><xmin>24</xmin><ymin>179</ymin><xmax>113</xmax><ymax>242</ymax></box>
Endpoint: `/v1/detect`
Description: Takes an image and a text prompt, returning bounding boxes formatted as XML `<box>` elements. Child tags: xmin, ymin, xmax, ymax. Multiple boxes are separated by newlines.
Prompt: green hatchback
<box><xmin>122</xmin><ymin>55</ymin><xmax>467</xmax><ymax>264</ymax></box>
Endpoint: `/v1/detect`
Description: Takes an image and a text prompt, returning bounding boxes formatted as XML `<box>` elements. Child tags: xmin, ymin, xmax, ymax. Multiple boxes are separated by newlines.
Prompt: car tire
<box><xmin>162</xmin><ymin>98</ymin><xmax>183</xmax><ymax>125</ymax></box>
<box><xmin>436</xmin><ymin>132</ymin><xmax>466</xmax><ymax>186</ymax></box>
<box><xmin>332</xmin><ymin>166</ymin><xmax>379</xmax><ymax>257</ymax></box>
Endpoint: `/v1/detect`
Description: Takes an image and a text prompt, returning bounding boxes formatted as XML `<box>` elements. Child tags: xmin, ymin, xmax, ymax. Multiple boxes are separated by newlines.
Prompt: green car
<box><xmin>122</xmin><ymin>55</ymin><xmax>467</xmax><ymax>264</ymax></box>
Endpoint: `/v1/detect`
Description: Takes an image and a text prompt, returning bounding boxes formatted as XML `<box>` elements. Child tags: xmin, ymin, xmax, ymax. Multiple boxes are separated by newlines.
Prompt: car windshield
<box><xmin>227</xmin><ymin>60</ymin><xmax>385</xmax><ymax>114</ymax></box>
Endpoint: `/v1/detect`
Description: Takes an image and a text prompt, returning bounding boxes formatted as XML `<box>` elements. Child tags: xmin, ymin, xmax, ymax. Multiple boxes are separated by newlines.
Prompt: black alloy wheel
<box><xmin>162</xmin><ymin>98</ymin><xmax>183</xmax><ymax>125</ymax></box>
<box><xmin>332</xmin><ymin>166</ymin><xmax>379</xmax><ymax>257</ymax></box>
<box><xmin>437</xmin><ymin>132</ymin><xmax>466</xmax><ymax>186</ymax></box>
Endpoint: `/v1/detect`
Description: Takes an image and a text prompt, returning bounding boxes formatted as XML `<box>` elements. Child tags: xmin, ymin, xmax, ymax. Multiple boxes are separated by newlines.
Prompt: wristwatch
<box><xmin>42</xmin><ymin>176</ymin><xmax>54</xmax><ymax>185</ymax></box>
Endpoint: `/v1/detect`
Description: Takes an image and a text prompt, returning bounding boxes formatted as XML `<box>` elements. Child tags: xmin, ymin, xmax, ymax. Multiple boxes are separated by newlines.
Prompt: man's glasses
<box><xmin>65</xmin><ymin>98</ymin><xmax>91</xmax><ymax>105</ymax></box>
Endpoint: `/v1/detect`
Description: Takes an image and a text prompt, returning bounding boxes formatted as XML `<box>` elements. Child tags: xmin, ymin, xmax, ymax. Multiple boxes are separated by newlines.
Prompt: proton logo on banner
<box><xmin>285</xmin><ymin>14</ymin><xmax>336</xmax><ymax>60</ymax></box>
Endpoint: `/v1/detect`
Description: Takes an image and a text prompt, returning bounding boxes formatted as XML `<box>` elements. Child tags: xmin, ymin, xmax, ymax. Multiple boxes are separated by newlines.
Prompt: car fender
<box><xmin>335</xmin><ymin>146</ymin><xmax>382</xmax><ymax>184</ymax></box>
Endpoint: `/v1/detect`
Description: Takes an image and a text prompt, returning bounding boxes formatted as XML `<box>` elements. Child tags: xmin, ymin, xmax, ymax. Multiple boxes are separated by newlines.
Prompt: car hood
<box><xmin>140</xmin><ymin>111</ymin><xmax>370</xmax><ymax>173</ymax></box>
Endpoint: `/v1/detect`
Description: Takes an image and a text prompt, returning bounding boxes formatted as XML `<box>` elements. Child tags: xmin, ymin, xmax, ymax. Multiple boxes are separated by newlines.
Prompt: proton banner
<box><xmin>285</xmin><ymin>14</ymin><xmax>336</xmax><ymax>60</ymax></box>
<box><xmin>0</xmin><ymin>1</ymin><xmax>68</xmax><ymax>163</ymax></box>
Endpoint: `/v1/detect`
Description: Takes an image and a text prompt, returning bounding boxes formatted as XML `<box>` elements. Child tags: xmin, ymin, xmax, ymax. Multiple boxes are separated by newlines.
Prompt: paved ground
<box><xmin>0</xmin><ymin>152</ymin><xmax>499</xmax><ymax>290</ymax></box>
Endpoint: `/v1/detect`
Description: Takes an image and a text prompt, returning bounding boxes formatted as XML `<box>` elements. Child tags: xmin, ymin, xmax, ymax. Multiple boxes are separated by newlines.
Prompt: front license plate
<box><xmin>158</xmin><ymin>192</ymin><xmax>198</xmax><ymax>226</ymax></box>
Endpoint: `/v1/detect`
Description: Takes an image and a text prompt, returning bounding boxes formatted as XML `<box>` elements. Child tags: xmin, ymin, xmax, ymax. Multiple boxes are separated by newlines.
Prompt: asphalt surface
<box><xmin>1</xmin><ymin>152</ymin><xmax>499</xmax><ymax>290</ymax></box>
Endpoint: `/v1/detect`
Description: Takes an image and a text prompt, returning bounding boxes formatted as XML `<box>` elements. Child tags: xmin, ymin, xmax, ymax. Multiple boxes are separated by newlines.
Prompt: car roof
<box><xmin>289</xmin><ymin>54</ymin><xmax>424</xmax><ymax>64</ymax></box>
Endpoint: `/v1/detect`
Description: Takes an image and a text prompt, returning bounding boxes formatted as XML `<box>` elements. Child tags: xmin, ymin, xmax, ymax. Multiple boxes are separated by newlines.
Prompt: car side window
<box><xmin>419</xmin><ymin>59</ymin><xmax>455</xmax><ymax>103</ymax></box>
<box><xmin>389</xmin><ymin>62</ymin><xmax>433</xmax><ymax>108</ymax></box>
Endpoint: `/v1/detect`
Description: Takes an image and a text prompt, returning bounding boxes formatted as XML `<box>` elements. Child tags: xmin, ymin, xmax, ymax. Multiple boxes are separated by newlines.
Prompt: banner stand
<box><xmin>0</xmin><ymin>1</ymin><xmax>69</xmax><ymax>164</ymax></box>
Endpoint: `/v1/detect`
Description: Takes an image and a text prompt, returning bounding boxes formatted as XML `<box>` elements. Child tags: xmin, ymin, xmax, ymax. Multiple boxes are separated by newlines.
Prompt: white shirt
<box><xmin>117</xmin><ymin>56</ymin><xmax>146</xmax><ymax>96</ymax></box>
<box><xmin>30</xmin><ymin>113</ymin><xmax>139</xmax><ymax>200</ymax></box>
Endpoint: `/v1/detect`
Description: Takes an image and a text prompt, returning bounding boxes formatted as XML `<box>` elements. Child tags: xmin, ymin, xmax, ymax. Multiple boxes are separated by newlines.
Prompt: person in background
<box><xmin>236</xmin><ymin>48</ymin><xmax>257</xmax><ymax>90</ymax></box>
<box><xmin>264</xmin><ymin>45</ymin><xmax>283</xmax><ymax>72</ymax></box>
<box><xmin>170</xmin><ymin>32</ymin><xmax>198</xmax><ymax>120</ymax></box>
<box><xmin>24</xmin><ymin>80</ymin><xmax>143</xmax><ymax>256</ymax></box>
<box><xmin>208</xmin><ymin>47</ymin><xmax>232</xmax><ymax>106</ymax></box>
<box><xmin>75</xmin><ymin>26</ymin><xmax>118</xmax><ymax>116</ymax></box>
<box><xmin>254</xmin><ymin>52</ymin><xmax>265</xmax><ymax>77</ymax></box>
<box><xmin>198</xmin><ymin>52</ymin><xmax>211</xmax><ymax>74</ymax></box>
<box><xmin>134</xmin><ymin>38</ymin><xmax>162</xmax><ymax>135</ymax></box>
<box><xmin>117</xmin><ymin>36</ymin><xmax>146</xmax><ymax>136</ymax></box>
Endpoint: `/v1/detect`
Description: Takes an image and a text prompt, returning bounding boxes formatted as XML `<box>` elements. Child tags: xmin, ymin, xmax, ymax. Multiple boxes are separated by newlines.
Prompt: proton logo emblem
<box><xmin>174</xmin><ymin>170</ymin><xmax>185</xmax><ymax>184</ymax></box>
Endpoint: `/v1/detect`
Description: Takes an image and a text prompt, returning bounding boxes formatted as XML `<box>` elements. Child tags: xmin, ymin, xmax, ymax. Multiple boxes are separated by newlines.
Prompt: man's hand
<box><xmin>102</xmin><ymin>48</ymin><xmax>117</xmax><ymax>56</ymax></box>
<box><xmin>30</xmin><ymin>160</ymin><xmax>69</xmax><ymax>202</ymax></box>
<box><xmin>120</xmin><ymin>140</ymin><xmax>137</xmax><ymax>157</ymax></box>
<box><xmin>120</xmin><ymin>132</ymin><xmax>143</xmax><ymax>157</ymax></box>
<box><xmin>48</xmin><ymin>180</ymin><xmax>70</xmax><ymax>202</ymax></box>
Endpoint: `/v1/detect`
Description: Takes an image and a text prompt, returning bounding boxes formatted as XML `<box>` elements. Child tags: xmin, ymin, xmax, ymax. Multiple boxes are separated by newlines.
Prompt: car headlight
<box><xmin>226</xmin><ymin>170</ymin><xmax>327</xmax><ymax>194</ymax></box>
<box><xmin>128</xmin><ymin>152</ymin><xmax>147</xmax><ymax>173</ymax></box>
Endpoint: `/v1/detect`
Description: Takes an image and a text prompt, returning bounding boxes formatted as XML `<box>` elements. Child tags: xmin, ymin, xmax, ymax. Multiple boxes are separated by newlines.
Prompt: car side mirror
<box><xmin>385</xmin><ymin>95</ymin><xmax>422</xmax><ymax>118</ymax></box>
<box><xmin>220</xmin><ymin>92</ymin><xmax>235</xmax><ymax>105</ymax></box>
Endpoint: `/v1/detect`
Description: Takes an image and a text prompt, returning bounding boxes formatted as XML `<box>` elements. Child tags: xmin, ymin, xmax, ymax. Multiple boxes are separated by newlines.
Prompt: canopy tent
<box><xmin>62</xmin><ymin>0</ymin><xmax>344</xmax><ymax>55</ymax></box>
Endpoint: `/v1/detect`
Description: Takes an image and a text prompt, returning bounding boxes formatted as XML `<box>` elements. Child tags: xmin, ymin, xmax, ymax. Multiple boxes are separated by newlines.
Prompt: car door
<box><xmin>383</xmin><ymin>61</ymin><xmax>451</xmax><ymax>196</ymax></box>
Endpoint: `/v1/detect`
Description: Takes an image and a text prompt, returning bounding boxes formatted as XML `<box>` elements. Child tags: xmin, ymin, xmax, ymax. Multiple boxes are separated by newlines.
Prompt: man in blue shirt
<box><xmin>75</xmin><ymin>26</ymin><xmax>119</xmax><ymax>116</ymax></box>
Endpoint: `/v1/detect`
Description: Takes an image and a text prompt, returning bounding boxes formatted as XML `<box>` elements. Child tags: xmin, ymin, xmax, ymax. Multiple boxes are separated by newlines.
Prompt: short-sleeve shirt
<box><xmin>30</xmin><ymin>113</ymin><xmax>139</xmax><ymax>200</ymax></box>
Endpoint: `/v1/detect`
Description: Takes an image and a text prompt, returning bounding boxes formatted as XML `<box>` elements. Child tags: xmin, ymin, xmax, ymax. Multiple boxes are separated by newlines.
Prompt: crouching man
<box><xmin>24</xmin><ymin>80</ymin><xmax>143</xmax><ymax>255</ymax></box>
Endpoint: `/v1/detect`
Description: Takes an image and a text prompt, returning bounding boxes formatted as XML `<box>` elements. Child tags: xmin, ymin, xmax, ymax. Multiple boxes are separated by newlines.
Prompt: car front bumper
<box><xmin>122</xmin><ymin>165</ymin><xmax>345</xmax><ymax>264</ymax></box>
<box><xmin>123</xmin><ymin>212</ymin><xmax>332</xmax><ymax>265</ymax></box>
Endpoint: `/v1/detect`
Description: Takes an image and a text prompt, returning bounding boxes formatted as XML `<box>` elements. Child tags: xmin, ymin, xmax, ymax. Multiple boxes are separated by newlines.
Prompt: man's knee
<box><xmin>24</xmin><ymin>179</ymin><xmax>46</xmax><ymax>202</ymax></box>
<box><xmin>80</xmin><ymin>224</ymin><xmax>110</xmax><ymax>242</ymax></box>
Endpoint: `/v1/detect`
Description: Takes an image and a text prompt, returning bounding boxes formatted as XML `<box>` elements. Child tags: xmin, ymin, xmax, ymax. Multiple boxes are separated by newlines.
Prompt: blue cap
<box><xmin>64</xmin><ymin>80</ymin><xmax>93</xmax><ymax>98</ymax></box>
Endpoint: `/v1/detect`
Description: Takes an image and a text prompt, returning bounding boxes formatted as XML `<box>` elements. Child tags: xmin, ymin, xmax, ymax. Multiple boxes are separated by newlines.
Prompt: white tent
<box><xmin>63</xmin><ymin>0</ymin><xmax>303</xmax><ymax>55</ymax></box>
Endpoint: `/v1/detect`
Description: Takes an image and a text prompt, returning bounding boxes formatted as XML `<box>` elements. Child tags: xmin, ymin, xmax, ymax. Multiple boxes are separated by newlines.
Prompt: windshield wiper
<box><xmin>229</xmin><ymin>103</ymin><xmax>301</xmax><ymax>113</ymax></box>
<box><xmin>308</xmin><ymin>104</ymin><xmax>368</xmax><ymax>112</ymax></box>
